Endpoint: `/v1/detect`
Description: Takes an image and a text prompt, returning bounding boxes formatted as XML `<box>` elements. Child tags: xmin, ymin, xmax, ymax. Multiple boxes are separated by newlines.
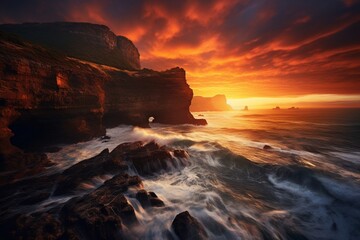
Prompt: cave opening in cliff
<box><xmin>148</xmin><ymin>116</ymin><xmax>155</xmax><ymax>123</ymax></box>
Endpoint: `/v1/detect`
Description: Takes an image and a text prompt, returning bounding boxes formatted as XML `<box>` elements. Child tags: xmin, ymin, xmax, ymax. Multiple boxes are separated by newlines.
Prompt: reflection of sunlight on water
<box><xmin>42</xmin><ymin>109</ymin><xmax>360</xmax><ymax>239</ymax></box>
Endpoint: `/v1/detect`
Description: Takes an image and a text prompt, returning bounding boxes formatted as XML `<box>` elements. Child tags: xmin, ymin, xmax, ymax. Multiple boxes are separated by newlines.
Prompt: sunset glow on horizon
<box><xmin>228</xmin><ymin>94</ymin><xmax>360</xmax><ymax>109</ymax></box>
<box><xmin>1</xmin><ymin>0</ymin><xmax>359</xmax><ymax>107</ymax></box>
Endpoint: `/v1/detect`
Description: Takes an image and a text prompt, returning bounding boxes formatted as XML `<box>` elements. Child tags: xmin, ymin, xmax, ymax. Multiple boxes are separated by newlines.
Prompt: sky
<box><xmin>1</xmin><ymin>0</ymin><xmax>360</xmax><ymax>108</ymax></box>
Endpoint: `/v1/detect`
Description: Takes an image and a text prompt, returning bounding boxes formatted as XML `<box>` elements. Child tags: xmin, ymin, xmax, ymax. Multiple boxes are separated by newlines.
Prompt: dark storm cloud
<box><xmin>0</xmin><ymin>0</ymin><xmax>359</xmax><ymax>97</ymax></box>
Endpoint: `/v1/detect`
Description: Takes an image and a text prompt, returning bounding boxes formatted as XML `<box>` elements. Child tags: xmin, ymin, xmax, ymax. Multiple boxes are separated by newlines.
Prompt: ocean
<box><xmin>47</xmin><ymin>108</ymin><xmax>360</xmax><ymax>239</ymax></box>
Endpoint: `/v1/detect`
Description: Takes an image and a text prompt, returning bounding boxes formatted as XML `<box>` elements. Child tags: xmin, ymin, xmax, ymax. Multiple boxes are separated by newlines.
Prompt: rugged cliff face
<box><xmin>190</xmin><ymin>94</ymin><xmax>233</xmax><ymax>111</ymax></box>
<box><xmin>0</xmin><ymin>22</ymin><xmax>141</xmax><ymax>70</ymax></box>
<box><xmin>0</xmin><ymin>30</ymin><xmax>205</xmax><ymax>172</ymax></box>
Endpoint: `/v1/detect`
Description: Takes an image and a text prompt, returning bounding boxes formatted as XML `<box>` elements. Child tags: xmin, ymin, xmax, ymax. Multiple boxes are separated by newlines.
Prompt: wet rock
<box><xmin>1</xmin><ymin>173</ymin><xmax>141</xmax><ymax>240</ymax></box>
<box><xmin>103</xmin><ymin>173</ymin><xmax>142</xmax><ymax>192</ymax></box>
<box><xmin>110</xmin><ymin>141</ymin><xmax>143</xmax><ymax>159</ymax></box>
<box><xmin>54</xmin><ymin>149</ymin><xmax>128</xmax><ymax>195</ymax></box>
<box><xmin>126</xmin><ymin>142</ymin><xmax>188</xmax><ymax>176</ymax></box>
<box><xmin>61</xmin><ymin>195</ymin><xmax>125</xmax><ymax>240</ymax></box>
<box><xmin>174</xmin><ymin>149</ymin><xmax>188</xmax><ymax>158</ymax></box>
<box><xmin>136</xmin><ymin>189</ymin><xmax>165</xmax><ymax>208</ymax></box>
<box><xmin>15</xmin><ymin>213</ymin><xmax>64</xmax><ymax>240</ymax></box>
<box><xmin>172</xmin><ymin>211</ymin><xmax>208</xmax><ymax>240</ymax></box>
<box><xmin>263</xmin><ymin>145</ymin><xmax>273</xmax><ymax>150</ymax></box>
<box><xmin>60</xmin><ymin>174</ymin><xmax>141</xmax><ymax>239</ymax></box>
<box><xmin>0</xmin><ymin>150</ymin><xmax>54</xmax><ymax>184</ymax></box>
<box><xmin>0</xmin><ymin>173</ymin><xmax>58</xmax><ymax>221</ymax></box>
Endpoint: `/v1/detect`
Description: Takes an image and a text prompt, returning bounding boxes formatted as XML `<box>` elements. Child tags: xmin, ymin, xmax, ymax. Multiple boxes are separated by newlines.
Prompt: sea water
<box><xmin>47</xmin><ymin>108</ymin><xmax>360</xmax><ymax>239</ymax></box>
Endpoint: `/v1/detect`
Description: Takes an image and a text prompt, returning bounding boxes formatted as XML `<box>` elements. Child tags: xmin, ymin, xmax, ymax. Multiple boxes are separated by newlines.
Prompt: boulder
<box><xmin>263</xmin><ymin>145</ymin><xmax>273</xmax><ymax>150</ymax></box>
<box><xmin>125</xmin><ymin>142</ymin><xmax>188</xmax><ymax>175</ymax></box>
<box><xmin>136</xmin><ymin>189</ymin><xmax>165</xmax><ymax>208</ymax></box>
<box><xmin>172</xmin><ymin>211</ymin><xmax>208</xmax><ymax>240</ymax></box>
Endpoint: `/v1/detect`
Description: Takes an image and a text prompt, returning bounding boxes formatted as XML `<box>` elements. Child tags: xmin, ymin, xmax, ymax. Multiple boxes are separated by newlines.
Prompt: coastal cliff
<box><xmin>0</xmin><ymin>26</ymin><xmax>205</xmax><ymax>172</ymax></box>
<box><xmin>0</xmin><ymin>22</ymin><xmax>141</xmax><ymax>70</ymax></box>
<box><xmin>190</xmin><ymin>94</ymin><xmax>233</xmax><ymax>111</ymax></box>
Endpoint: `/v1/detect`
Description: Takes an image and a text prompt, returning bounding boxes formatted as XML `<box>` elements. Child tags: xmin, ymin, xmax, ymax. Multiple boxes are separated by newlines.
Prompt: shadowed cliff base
<box><xmin>0</xmin><ymin>23</ymin><xmax>206</xmax><ymax>175</ymax></box>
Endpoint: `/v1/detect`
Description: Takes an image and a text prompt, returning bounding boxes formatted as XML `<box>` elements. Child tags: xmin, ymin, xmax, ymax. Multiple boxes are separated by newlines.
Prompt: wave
<box><xmin>40</xmin><ymin>117</ymin><xmax>360</xmax><ymax>239</ymax></box>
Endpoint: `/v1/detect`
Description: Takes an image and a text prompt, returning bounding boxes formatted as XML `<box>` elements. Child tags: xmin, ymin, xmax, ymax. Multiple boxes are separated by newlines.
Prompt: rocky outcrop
<box><xmin>0</xmin><ymin>142</ymin><xmax>184</xmax><ymax>239</ymax></box>
<box><xmin>0</xmin><ymin>30</ymin><xmax>205</xmax><ymax>172</ymax></box>
<box><xmin>136</xmin><ymin>190</ymin><xmax>165</xmax><ymax>208</ymax></box>
<box><xmin>123</xmin><ymin>141</ymin><xmax>189</xmax><ymax>176</ymax></box>
<box><xmin>12</xmin><ymin>173</ymin><xmax>142</xmax><ymax>240</ymax></box>
<box><xmin>172</xmin><ymin>211</ymin><xmax>208</xmax><ymax>240</ymax></box>
<box><xmin>0</xmin><ymin>22</ymin><xmax>140</xmax><ymax>70</ymax></box>
<box><xmin>190</xmin><ymin>94</ymin><xmax>233</xmax><ymax>112</ymax></box>
<box><xmin>53</xmin><ymin>141</ymin><xmax>187</xmax><ymax>195</ymax></box>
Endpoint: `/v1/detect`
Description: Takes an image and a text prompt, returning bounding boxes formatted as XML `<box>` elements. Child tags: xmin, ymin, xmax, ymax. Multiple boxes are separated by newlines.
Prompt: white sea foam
<box><xmin>41</xmin><ymin>110</ymin><xmax>360</xmax><ymax>239</ymax></box>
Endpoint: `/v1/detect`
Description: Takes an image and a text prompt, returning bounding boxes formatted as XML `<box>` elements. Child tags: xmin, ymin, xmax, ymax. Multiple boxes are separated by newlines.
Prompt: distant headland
<box><xmin>190</xmin><ymin>94</ymin><xmax>233</xmax><ymax>111</ymax></box>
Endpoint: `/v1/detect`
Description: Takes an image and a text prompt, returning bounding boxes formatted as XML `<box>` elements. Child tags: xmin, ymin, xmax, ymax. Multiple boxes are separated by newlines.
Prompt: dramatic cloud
<box><xmin>1</xmin><ymin>0</ymin><xmax>359</xmax><ymax>98</ymax></box>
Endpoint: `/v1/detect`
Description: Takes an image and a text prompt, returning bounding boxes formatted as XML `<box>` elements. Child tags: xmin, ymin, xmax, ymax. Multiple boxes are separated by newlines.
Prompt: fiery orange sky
<box><xmin>1</xmin><ymin>0</ymin><xmax>360</xmax><ymax>108</ymax></box>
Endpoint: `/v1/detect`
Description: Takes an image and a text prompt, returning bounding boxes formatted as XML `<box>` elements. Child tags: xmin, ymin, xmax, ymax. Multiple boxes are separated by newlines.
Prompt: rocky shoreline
<box><xmin>0</xmin><ymin>22</ymin><xmax>209</xmax><ymax>239</ymax></box>
<box><xmin>0</xmin><ymin>23</ymin><xmax>206</xmax><ymax>177</ymax></box>
<box><xmin>0</xmin><ymin>141</ymin><xmax>208</xmax><ymax>239</ymax></box>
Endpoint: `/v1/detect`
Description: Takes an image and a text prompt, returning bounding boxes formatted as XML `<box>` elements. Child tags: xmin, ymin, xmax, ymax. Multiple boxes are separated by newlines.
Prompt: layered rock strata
<box><xmin>0</xmin><ymin>29</ymin><xmax>206</xmax><ymax>172</ymax></box>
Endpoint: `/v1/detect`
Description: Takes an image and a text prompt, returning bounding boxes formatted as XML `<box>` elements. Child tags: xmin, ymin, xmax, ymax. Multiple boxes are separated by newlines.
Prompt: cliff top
<box><xmin>0</xmin><ymin>22</ymin><xmax>141</xmax><ymax>70</ymax></box>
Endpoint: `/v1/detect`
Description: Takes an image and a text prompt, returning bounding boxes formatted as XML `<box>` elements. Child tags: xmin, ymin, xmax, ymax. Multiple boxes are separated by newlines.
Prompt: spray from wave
<box><xmin>43</xmin><ymin>109</ymin><xmax>360</xmax><ymax>239</ymax></box>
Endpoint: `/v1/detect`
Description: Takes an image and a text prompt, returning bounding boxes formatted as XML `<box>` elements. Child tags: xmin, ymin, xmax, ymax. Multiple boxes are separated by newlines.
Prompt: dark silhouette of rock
<box><xmin>263</xmin><ymin>145</ymin><xmax>273</xmax><ymax>150</ymax></box>
<box><xmin>52</xmin><ymin>141</ymin><xmax>189</xmax><ymax>195</ymax></box>
<box><xmin>172</xmin><ymin>211</ymin><xmax>208</xmax><ymax>240</ymax></box>
<box><xmin>5</xmin><ymin>174</ymin><xmax>142</xmax><ymax>240</ymax></box>
<box><xmin>174</xmin><ymin>149</ymin><xmax>188</xmax><ymax>158</ymax></box>
<box><xmin>244</xmin><ymin>106</ymin><xmax>249</xmax><ymax>111</ymax></box>
<box><xmin>125</xmin><ymin>142</ymin><xmax>189</xmax><ymax>176</ymax></box>
<box><xmin>0</xmin><ymin>22</ymin><xmax>141</xmax><ymax>70</ymax></box>
<box><xmin>54</xmin><ymin>149</ymin><xmax>128</xmax><ymax>195</ymax></box>
<box><xmin>61</xmin><ymin>173</ymin><xmax>140</xmax><ymax>223</ymax></box>
<box><xmin>15</xmin><ymin>213</ymin><xmax>64</xmax><ymax>240</ymax></box>
<box><xmin>136</xmin><ymin>189</ymin><xmax>165</xmax><ymax>208</ymax></box>
<box><xmin>0</xmin><ymin>142</ymin><xmax>184</xmax><ymax>239</ymax></box>
<box><xmin>190</xmin><ymin>94</ymin><xmax>233</xmax><ymax>111</ymax></box>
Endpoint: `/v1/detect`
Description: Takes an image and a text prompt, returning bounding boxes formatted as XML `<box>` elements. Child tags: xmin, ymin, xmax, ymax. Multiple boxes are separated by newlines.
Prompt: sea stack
<box><xmin>190</xmin><ymin>94</ymin><xmax>233</xmax><ymax>111</ymax></box>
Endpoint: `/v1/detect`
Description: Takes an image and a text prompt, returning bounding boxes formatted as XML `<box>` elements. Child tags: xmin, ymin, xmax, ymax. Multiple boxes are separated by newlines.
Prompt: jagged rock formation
<box><xmin>0</xmin><ymin>22</ymin><xmax>141</xmax><ymax>70</ymax></box>
<box><xmin>172</xmin><ymin>211</ymin><xmax>208</xmax><ymax>240</ymax></box>
<box><xmin>0</xmin><ymin>142</ymin><xmax>183</xmax><ymax>239</ymax></box>
<box><xmin>0</xmin><ymin>28</ymin><xmax>206</xmax><ymax>172</ymax></box>
<box><xmin>190</xmin><ymin>94</ymin><xmax>233</xmax><ymax>111</ymax></box>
